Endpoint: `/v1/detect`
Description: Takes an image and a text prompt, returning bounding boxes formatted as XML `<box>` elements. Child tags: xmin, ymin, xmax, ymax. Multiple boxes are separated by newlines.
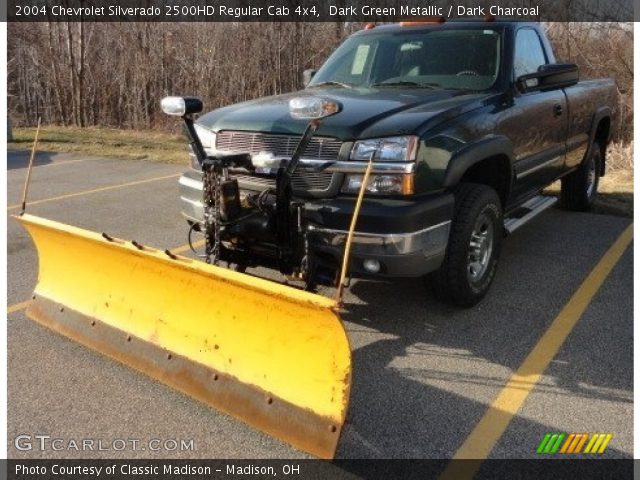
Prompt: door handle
<box><xmin>553</xmin><ymin>104</ymin><xmax>563</xmax><ymax>117</ymax></box>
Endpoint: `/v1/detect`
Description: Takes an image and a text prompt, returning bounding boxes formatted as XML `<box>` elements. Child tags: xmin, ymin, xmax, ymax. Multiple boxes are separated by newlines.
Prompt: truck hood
<box><xmin>197</xmin><ymin>87</ymin><xmax>494</xmax><ymax>140</ymax></box>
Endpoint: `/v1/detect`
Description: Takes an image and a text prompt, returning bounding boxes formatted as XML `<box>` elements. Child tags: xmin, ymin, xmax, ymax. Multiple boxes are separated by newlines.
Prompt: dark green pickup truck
<box><xmin>177</xmin><ymin>21</ymin><xmax>617</xmax><ymax>306</ymax></box>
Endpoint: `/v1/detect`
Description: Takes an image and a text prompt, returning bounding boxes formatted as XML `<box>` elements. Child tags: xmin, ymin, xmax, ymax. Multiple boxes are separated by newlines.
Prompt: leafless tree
<box><xmin>8</xmin><ymin>21</ymin><xmax>632</xmax><ymax>143</ymax></box>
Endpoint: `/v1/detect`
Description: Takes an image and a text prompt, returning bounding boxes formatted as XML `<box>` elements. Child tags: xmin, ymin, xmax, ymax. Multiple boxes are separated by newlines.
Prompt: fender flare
<box><xmin>442</xmin><ymin>135</ymin><xmax>515</xmax><ymax>189</ymax></box>
<box><xmin>588</xmin><ymin>106</ymin><xmax>612</xmax><ymax>146</ymax></box>
<box><xmin>587</xmin><ymin>106</ymin><xmax>612</xmax><ymax>175</ymax></box>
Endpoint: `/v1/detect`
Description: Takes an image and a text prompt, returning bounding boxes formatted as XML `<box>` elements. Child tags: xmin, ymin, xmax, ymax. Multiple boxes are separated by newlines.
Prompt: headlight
<box><xmin>194</xmin><ymin>124</ymin><xmax>216</xmax><ymax>150</ymax></box>
<box><xmin>188</xmin><ymin>124</ymin><xmax>216</xmax><ymax>170</ymax></box>
<box><xmin>350</xmin><ymin>136</ymin><xmax>418</xmax><ymax>162</ymax></box>
<box><xmin>341</xmin><ymin>173</ymin><xmax>414</xmax><ymax>195</ymax></box>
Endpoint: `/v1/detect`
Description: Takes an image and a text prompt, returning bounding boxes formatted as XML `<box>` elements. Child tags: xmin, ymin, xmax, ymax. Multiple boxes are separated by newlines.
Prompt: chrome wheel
<box><xmin>467</xmin><ymin>212</ymin><xmax>494</xmax><ymax>283</ymax></box>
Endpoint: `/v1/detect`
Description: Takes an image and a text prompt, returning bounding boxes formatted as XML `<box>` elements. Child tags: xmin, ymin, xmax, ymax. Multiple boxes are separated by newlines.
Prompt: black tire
<box><xmin>430</xmin><ymin>183</ymin><xmax>503</xmax><ymax>307</ymax></box>
<box><xmin>561</xmin><ymin>144</ymin><xmax>601</xmax><ymax>212</ymax></box>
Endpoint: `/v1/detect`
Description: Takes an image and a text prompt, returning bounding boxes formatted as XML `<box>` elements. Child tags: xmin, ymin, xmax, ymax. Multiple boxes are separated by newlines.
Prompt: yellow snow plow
<box><xmin>15</xmin><ymin>96</ymin><xmax>374</xmax><ymax>458</ymax></box>
<box><xmin>16</xmin><ymin>213</ymin><xmax>350</xmax><ymax>458</ymax></box>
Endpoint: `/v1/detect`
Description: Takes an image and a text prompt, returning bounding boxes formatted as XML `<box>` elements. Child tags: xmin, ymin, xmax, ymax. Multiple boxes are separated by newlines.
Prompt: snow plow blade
<box><xmin>15</xmin><ymin>214</ymin><xmax>351</xmax><ymax>458</ymax></box>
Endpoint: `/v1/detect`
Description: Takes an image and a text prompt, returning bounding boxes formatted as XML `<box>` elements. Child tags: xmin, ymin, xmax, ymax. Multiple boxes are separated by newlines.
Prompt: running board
<box><xmin>504</xmin><ymin>196</ymin><xmax>558</xmax><ymax>234</ymax></box>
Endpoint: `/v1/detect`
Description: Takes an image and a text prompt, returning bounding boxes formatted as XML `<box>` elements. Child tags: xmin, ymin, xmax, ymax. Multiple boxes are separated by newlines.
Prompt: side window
<box><xmin>513</xmin><ymin>29</ymin><xmax>547</xmax><ymax>79</ymax></box>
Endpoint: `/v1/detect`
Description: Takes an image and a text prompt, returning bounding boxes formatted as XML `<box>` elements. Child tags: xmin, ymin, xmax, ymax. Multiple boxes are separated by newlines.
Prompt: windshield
<box><xmin>309</xmin><ymin>28</ymin><xmax>502</xmax><ymax>91</ymax></box>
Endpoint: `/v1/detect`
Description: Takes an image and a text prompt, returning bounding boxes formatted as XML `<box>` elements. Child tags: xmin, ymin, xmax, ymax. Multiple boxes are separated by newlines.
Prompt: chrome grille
<box><xmin>233</xmin><ymin>174</ymin><xmax>274</xmax><ymax>189</ymax></box>
<box><xmin>291</xmin><ymin>169</ymin><xmax>335</xmax><ymax>191</ymax></box>
<box><xmin>216</xmin><ymin>131</ymin><xmax>342</xmax><ymax>161</ymax></box>
<box><xmin>233</xmin><ymin>168</ymin><xmax>335</xmax><ymax>192</ymax></box>
<box><xmin>217</xmin><ymin>130</ymin><xmax>342</xmax><ymax>194</ymax></box>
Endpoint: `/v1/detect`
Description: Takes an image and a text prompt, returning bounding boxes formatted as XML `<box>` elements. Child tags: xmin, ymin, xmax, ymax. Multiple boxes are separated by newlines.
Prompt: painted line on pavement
<box><xmin>440</xmin><ymin>223</ymin><xmax>633</xmax><ymax>479</ymax></box>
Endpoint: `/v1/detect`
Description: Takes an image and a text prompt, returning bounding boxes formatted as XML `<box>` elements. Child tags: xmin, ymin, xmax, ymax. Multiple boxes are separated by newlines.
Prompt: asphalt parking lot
<box><xmin>6</xmin><ymin>150</ymin><xmax>633</xmax><ymax>461</ymax></box>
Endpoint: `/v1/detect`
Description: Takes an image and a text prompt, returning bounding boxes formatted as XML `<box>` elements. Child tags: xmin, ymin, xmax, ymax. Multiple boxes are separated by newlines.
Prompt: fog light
<box><xmin>363</xmin><ymin>259</ymin><xmax>381</xmax><ymax>273</ymax></box>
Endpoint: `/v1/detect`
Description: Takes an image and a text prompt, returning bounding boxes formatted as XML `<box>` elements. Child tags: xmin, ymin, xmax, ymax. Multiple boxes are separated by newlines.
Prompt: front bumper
<box><xmin>179</xmin><ymin>172</ymin><xmax>206</xmax><ymax>224</ymax></box>
<box><xmin>179</xmin><ymin>170</ymin><xmax>453</xmax><ymax>278</ymax></box>
<box><xmin>307</xmin><ymin>221</ymin><xmax>450</xmax><ymax>277</ymax></box>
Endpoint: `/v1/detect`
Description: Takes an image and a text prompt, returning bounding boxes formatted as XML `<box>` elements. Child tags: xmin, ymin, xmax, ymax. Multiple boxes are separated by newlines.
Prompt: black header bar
<box><xmin>4</xmin><ymin>0</ymin><xmax>635</xmax><ymax>22</ymax></box>
<box><xmin>2</xmin><ymin>459</ymin><xmax>635</xmax><ymax>480</ymax></box>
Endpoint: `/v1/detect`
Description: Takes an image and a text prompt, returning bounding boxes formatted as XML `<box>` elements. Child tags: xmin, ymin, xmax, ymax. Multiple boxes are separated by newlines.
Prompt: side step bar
<box><xmin>504</xmin><ymin>195</ymin><xmax>558</xmax><ymax>234</ymax></box>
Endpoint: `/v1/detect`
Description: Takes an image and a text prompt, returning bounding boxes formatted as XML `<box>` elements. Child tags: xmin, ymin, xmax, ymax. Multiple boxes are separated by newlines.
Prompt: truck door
<box><xmin>499</xmin><ymin>27</ymin><xmax>568</xmax><ymax>204</ymax></box>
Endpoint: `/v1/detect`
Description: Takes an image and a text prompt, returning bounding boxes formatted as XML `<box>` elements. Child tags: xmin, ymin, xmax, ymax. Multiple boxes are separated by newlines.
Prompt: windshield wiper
<box><xmin>372</xmin><ymin>81</ymin><xmax>441</xmax><ymax>89</ymax></box>
<box><xmin>310</xmin><ymin>81</ymin><xmax>354</xmax><ymax>89</ymax></box>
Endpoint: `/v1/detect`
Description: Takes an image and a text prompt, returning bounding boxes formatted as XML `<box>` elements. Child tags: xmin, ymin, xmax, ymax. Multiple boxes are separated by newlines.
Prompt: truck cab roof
<box><xmin>353</xmin><ymin>21</ymin><xmax>540</xmax><ymax>36</ymax></box>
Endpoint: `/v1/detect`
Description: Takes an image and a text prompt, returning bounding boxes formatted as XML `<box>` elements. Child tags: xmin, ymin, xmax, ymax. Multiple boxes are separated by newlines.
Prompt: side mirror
<box><xmin>289</xmin><ymin>96</ymin><xmax>342</xmax><ymax>120</ymax></box>
<box><xmin>516</xmin><ymin>63</ymin><xmax>579</xmax><ymax>93</ymax></box>
<box><xmin>303</xmin><ymin>69</ymin><xmax>317</xmax><ymax>87</ymax></box>
<box><xmin>160</xmin><ymin>96</ymin><xmax>203</xmax><ymax>116</ymax></box>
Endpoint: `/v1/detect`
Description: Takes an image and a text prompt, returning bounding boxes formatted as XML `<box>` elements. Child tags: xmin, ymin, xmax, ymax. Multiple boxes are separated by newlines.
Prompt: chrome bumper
<box><xmin>307</xmin><ymin>222</ymin><xmax>450</xmax><ymax>256</ymax></box>
<box><xmin>306</xmin><ymin>222</ymin><xmax>450</xmax><ymax>277</ymax></box>
<box><xmin>179</xmin><ymin>173</ymin><xmax>205</xmax><ymax>223</ymax></box>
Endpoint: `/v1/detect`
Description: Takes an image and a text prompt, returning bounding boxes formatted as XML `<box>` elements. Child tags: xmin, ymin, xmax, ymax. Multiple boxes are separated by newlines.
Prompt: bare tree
<box><xmin>7</xmin><ymin>21</ymin><xmax>633</xmax><ymax>144</ymax></box>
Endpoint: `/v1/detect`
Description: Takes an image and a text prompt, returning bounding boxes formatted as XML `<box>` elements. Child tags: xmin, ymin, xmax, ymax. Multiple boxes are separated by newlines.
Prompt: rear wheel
<box><xmin>430</xmin><ymin>183</ymin><xmax>503</xmax><ymax>307</ymax></box>
<box><xmin>561</xmin><ymin>143</ymin><xmax>601</xmax><ymax>211</ymax></box>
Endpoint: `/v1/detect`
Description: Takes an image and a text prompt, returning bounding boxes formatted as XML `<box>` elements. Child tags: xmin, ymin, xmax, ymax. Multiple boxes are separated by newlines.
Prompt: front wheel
<box><xmin>429</xmin><ymin>183</ymin><xmax>503</xmax><ymax>307</ymax></box>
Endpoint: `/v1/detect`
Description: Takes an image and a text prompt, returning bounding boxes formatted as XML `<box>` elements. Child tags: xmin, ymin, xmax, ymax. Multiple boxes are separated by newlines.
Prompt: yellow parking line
<box><xmin>441</xmin><ymin>223</ymin><xmax>632</xmax><ymax>479</ymax></box>
<box><xmin>7</xmin><ymin>239</ymin><xmax>204</xmax><ymax>316</ymax></box>
<box><xmin>171</xmin><ymin>239</ymin><xmax>204</xmax><ymax>255</ymax></box>
<box><xmin>8</xmin><ymin>173</ymin><xmax>180</xmax><ymax>211</ymax></box>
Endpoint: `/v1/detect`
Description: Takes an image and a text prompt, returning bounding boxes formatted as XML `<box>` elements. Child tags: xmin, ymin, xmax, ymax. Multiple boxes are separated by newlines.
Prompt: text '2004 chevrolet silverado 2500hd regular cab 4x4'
<box><xmin>178</xmin><ymin>20</ymin><xmax>618</xmax><ymax>307</ymax></box>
